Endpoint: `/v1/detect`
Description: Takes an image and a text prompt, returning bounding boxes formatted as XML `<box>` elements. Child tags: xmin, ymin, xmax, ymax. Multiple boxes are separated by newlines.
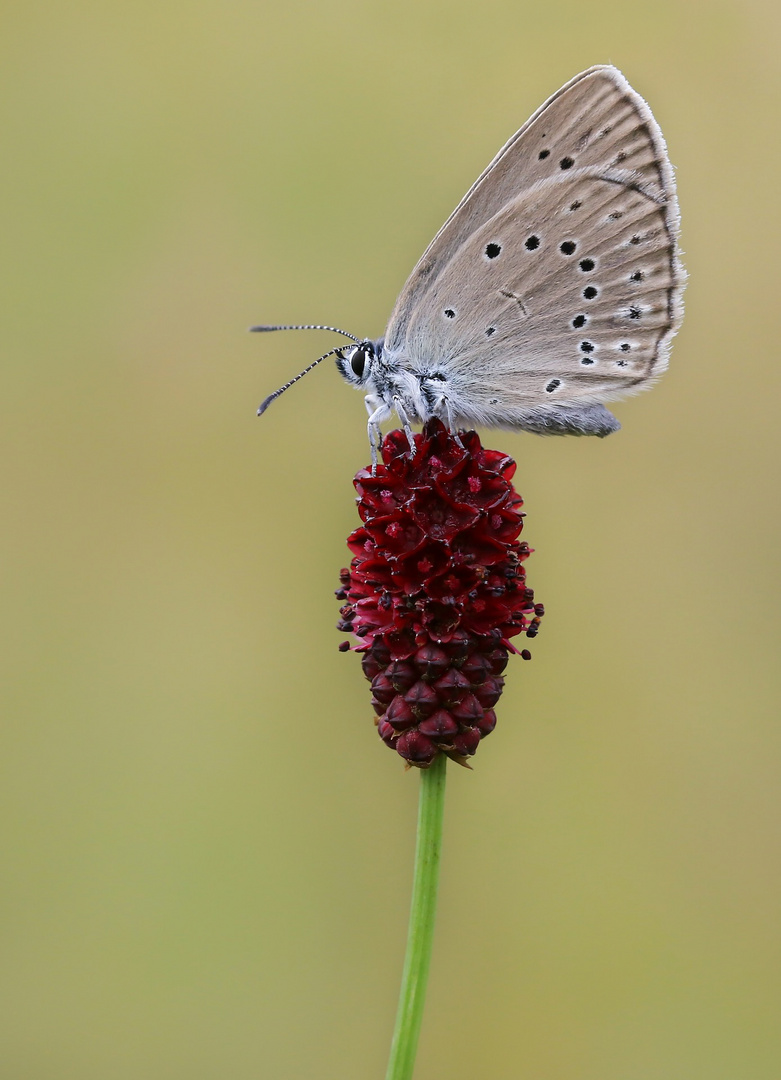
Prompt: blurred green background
<box><xmin>2</xmin><ymin>1</ymin><xmax>779</xmax><ymax>1077</ymax></box>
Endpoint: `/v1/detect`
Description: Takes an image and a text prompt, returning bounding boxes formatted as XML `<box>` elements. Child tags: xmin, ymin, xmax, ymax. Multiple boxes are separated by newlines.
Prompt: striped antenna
<box><xmin>256</xmin><ymin>343</ymin><xmax>352</xmax><ymax>416</ymax></box>
<box><xmin>250</xmin><ymin>323</ymin><xmax>361</xmax><ymax>344</ymax></box>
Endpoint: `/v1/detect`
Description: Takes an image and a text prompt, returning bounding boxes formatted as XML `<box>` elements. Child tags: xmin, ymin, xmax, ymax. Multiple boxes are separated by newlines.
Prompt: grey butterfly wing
<box><xmin>383</xmin><ymin>65</ymin><xmax>685</xmax><ymax>434</ymax></box>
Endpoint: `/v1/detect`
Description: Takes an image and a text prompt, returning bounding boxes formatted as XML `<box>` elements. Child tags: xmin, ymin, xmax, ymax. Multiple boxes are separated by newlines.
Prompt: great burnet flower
<box><xmin>336</xmin><ymin>419</ymin><xmax>544</xmax><ymax>767</ymax></box>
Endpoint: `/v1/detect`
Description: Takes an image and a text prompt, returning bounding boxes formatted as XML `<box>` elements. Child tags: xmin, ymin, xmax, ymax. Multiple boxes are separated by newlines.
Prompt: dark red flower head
<box><xmin>336</xmin><ymin>419</ymin><xmax>544</xmax><ymax>768</ymax></box>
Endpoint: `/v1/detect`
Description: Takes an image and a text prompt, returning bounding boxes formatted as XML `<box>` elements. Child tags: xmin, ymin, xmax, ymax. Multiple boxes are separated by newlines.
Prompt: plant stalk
<box><xmin>385</xmin><ymin>752</ymin><xmax>447</xmax><ymax>1080</ymax></box>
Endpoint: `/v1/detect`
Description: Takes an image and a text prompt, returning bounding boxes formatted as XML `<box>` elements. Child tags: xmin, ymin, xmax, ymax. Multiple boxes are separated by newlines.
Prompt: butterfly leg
<box><xmin>443</xmin><ymin>398</ymin><xmax>463</xmax><ymax>446</ymax></box>
<box><xmin>392</xmin><ymin>396</ymin><xmax>417</xmax><ymax>459</ymax></box>
<box><xmin>365</xmin><ymin>396</ymin><xmax>391</xmax><ymax>472</ymax></box>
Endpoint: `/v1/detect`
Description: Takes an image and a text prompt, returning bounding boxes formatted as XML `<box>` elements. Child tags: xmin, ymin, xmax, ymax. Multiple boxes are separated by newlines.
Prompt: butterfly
<box><xmin>255</xmin><ymin>65</ymin><xmax>685</xmax><ymax>464</ymax></box>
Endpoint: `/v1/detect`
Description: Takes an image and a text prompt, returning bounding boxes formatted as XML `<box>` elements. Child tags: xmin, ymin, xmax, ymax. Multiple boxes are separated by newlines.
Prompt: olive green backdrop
<box><xmin>2</xmin><ymin>1</ymin><xmax>779</xmax><ymax>1077</ymax></box>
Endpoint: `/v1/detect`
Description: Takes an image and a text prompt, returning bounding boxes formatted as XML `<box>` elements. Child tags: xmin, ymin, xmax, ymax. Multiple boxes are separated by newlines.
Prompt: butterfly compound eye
<box><xmin>350</xmin><ymin>346</ymin><xmax>368</xmax><ymax>378</ymax></box>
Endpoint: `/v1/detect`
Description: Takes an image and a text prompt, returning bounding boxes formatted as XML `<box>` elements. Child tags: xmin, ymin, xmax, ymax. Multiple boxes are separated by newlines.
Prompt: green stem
<box><xmin>385</xmin><ymin>752</ymin><xmax>447</xmax><ymax>1080</ymax></box>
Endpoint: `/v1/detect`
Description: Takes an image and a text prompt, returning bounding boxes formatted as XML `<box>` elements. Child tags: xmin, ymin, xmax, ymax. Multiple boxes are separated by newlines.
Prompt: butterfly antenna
<box><xmin>257</xmin><ymin>344</ymin><xmax>352</xmax><ymax>416</ymax></box>
<box><xmin>250</xmin><ymin>323</ymin><xmax>362</xmax><ymax>344</ymax></box>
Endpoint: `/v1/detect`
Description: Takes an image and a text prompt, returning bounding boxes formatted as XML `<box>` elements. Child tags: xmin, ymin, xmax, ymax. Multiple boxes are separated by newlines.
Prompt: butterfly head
<box><xmin>335</xmin><ymin>339</ymin><xmax>384</xmax><ymax>389</ymax></box>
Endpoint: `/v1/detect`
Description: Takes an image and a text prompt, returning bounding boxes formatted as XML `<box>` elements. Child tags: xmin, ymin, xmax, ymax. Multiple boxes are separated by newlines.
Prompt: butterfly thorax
<box><xmin>336</xmin><ymin>338</ymin><xmax>457</xmax><ymax>430</ymax></box>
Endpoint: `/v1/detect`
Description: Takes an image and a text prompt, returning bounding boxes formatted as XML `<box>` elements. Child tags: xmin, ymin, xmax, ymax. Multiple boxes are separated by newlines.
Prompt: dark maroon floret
<box><xmin>431</xmin><ymin>668</ymin><xmax>471</xmax><ymax>706</ymax></box>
